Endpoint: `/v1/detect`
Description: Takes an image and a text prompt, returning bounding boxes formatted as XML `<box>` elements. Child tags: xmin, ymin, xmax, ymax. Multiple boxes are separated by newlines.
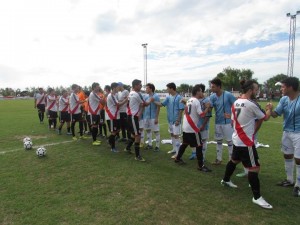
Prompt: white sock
<box><xmin>146</xmin><ymin>130</ymin><xmax>152</xmax><ymax>146</ymax></box>
<box><xmin>171</xmin><ymin>136</ymin><xmax>176</xmax><ymax>151</ymax></box>
<box><xmin>295</xmin><ymin>164</ymin><xmax>300</xmax><ymax>187</ymax></box>
<box><xmin>216</xmin><ymin>140</ymin><xmax>223</xmax><ymax>161</ymax></box>
<box><xmin>202</xmin><ymin>139</ymin><xmax>207</xmax><ymax>160</ymax></box>
<box><xmin>227</xmin><ymin>140</ymin><xmax>233</xmax><ymax>160</ymax></box>
<box><xmin>285</xmin><ymin>158</ymin><xmax>294</xmax><ymax>183</ymax></box>
<box><xmin>175</xmin><ymin>138</ymin><xmax>180</xmax><ymax>154</ymax></box>
<box><xmin>244</xmin><ymin>167</ymin><xmax>248</xmax><ymax>174</ymax></box>
<box><xmin>140</xmin><ymin>130</ymin><xmax>144</xmax><ymax>144</ymax></box>
<box><xmin>155</xmin><ymin>132</ymin><xmax>160</xmax><ymax>148</ymax></box>
<box><xmin>191</xmin><ymin>147</ymin><xmax>196</xmax><ymax>154</ymax></box>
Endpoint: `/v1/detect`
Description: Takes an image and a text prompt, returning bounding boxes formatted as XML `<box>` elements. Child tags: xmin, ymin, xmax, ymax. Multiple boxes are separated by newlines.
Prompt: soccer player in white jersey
<box><xmin>106</xmin><ymin>82</ymin><xmax>127</xmax><ymax>152</ymax></box>
<box><xmin>88</xmin><ymin>82</ymin><xmax>105</xmax><ymax>146</ymax></box>
<box><xmin>268</xmin><ymin>77</ymin><xmax>300</xmax><ymax>197</ymax></box>
<box><xmin>117</xmin><ymin>82</ymin><xmax>129</xmax><ymax>142</ymax></box>
<box><xmin>34</xmin><ymin>87</ymin><xmax>46</xmax><ymax>123</ymax></box>
<box><xmin>124</xmin><ymin>79</ymin><xmax>153</xmax><ymax>161</ymax></box>
<box><xmin>143</xmin><ymin>83</ymin><xmax>161</xmax><ymax>151</ymax></box>
<box><xmin>58</xmin><ymin>90</ymin><xmax>71</xmax><ymax>135</ymax></box>
<box><xmin>210</xmin><ymin>77</ymin><xmax>236</xmax><ymax>165</ymax></box>
<box><xmin>154</xmin><ymin>82</ymin><xmax>185</xmax><ymax>158</ymax></box>
<box><xmin>46</xmin><ymin>88</ymin><xmax>58</xmax><ymax>130</ymax></box>
<box><xmin>221</xmin><ymin>79</ymin><xmax>272</xmax><ymax>209</ymax></box>
<box><xmin>174</xmin><ymin>84</ymin><xmax>212</xmax><ymax>172</ymax></box>
<box><xmin>69</xmin><ymin>84</ymin><xmax>88</xmax><ymax>140</ymax></box>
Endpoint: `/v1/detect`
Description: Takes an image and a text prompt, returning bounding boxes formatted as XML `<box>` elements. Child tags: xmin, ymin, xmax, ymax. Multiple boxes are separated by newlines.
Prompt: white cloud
<box><xmin>0</xmin><ymin>0</ymin><xmax>299</xmax><ymax>91</ymax></box>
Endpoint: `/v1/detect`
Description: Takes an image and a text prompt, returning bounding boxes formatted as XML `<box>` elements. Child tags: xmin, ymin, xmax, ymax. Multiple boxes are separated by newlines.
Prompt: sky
<box><xmin>0</xmin><ymin>0</ymin><xmax>299</xmax><ymax>91</ymax></box>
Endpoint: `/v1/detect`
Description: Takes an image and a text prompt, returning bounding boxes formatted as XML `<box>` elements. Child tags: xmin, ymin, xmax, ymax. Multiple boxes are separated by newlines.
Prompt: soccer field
<box><xmin>0</xmin><ymin>99</ymin><xmax>299</xmax><ymax>225</ymax></box>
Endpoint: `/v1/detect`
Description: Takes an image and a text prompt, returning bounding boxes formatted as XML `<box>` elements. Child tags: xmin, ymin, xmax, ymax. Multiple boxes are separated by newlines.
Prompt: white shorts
<box><xmin>144</xmin><ymin>118</ymin><xmax>160</xmax><ymax>132</ymax></box>
<box><xmin>281</xmin><ymin>131</ymin><xmax>300</xmax><ymax>158</ymax></box>
<box><xmin>200</xmin><ymin>129</ymin><xmax>209</xmax><ymax>140</ymax></box>
<box><xmin>139</xmin><ymin>119</ymin><xmax>144</xmax><ymax>129</ymax></box>
<box><xmin>168</xmin><ymin>123</ymin><xmax>181</xmax><ymax>136</ymax></box>
<box><xmin>215</xmin><ymin>124</ymin><xmax>233</xmax><ymax>141</ymax></box>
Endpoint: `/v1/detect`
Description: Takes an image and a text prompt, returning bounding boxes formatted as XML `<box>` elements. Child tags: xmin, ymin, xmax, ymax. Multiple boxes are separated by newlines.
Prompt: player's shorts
<box><xmin>214</xmin><ymin>123</ymin><xmax>233</xmax><ymax>141</ymax></box>
<box><xmin>144</xmin><ymin>118</ymin><xmax>160</xmax><ymax>132</ymax></box>
<box><xmin>59</xmin><ymin>111</ymin><xmax>70</xmax><ymax>123</ymax></box>
<box><xmin>37</xmin><ymin>104</ymin><xmax>45</xmax><ymax>113</ymax></box>
<box><xmin>47</xmin><ymin>110</ymin><xmax>58</xmax><ymax>119</ymax></box>
<box><xmin>107</xmin><ymin>119</ymin><xmax>120</xmax><ymax>133</ymax></box>
<box><xmin>182</xmin><ymin>132</ymin><xmax>202</xmax><ymax>147</ymax></box>
<box><xmin>90</xmin><ymin>114</ymin><xmax>100</xmax><ymax>126</ymax></box>
<box><xmin>128</xmin><ymin>115</ymin><xmax>140</xmax><ymax>136</ymax></box>
<box><xmin>231</xmin><ymin>145</ymin><xmax>260</xmax><ymax>169</ymax></box>
<box><xmin>71</xmin><ymin>113</ymin><xmax>83</xmax><ymax>122</ymax></box>
<box><xmin>281</xmin><ymin>131</ymin><xmax>300</xmax><ymax>158</ymax></box>
<box><xmin>200</xmin><ymin>129</ymin><xmax>209</xmax><ymax>140</ymax></box>
<box><xmin>168</xmin><ymin>122</ymin><xmax>181</xmax><ymax>136</ymax></box>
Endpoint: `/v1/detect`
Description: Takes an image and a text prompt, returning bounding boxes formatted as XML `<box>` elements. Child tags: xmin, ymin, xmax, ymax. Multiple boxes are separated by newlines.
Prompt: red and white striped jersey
<box><xmin>231</xmin><ymin>98</ymin><xmax>265</xmax><ymax>147</ymax></box>
<box><xmin>182</xmin><ymin>97</ymin><xmax>203</xmax><ymax>133</ymax></box>
<box><xmin>127</xmin><ymin>91</ymin><xmax>144</xmax><ymax>116</ymax></box>
<box><xmin>59</xmin><ymin>96</ymin><xmax>69</xmax><ymax>112</ymax></box>
<box><xmin>106</xmin><ymin>93</ymin><xmax>120</xmax><ymax>119</ymax></box>
<box><xmin>88</xmin><ymin>92</ymin><xmax>102</xmax><ymax>115</ymax></box>
<box><xmin>47</xmin><ymin>95</ymin><xmax>57</xmax><ymax>112</ymax></box>
<box><xmin>69</xmin><ymin>92</ymin><xmax>81</xmax><ymax>114</ymax></box>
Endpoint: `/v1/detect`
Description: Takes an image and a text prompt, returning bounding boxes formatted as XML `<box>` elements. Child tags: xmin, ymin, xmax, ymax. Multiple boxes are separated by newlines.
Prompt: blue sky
<box><xmin>0</xmin><ymin>0</ymin><xmax>299</xmax><ymax>90</ymax></box>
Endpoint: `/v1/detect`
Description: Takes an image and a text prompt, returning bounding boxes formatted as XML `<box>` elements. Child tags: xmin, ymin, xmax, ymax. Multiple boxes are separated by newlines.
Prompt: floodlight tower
<box><xmin>142</xmin><ymin>43</ymin><xmax>148</xmax><ymax>87</ymax></box>
<box><xmin>287</xmin><ymin>11</ymin><xmax>300</xmax><ymax>77</ymax></box>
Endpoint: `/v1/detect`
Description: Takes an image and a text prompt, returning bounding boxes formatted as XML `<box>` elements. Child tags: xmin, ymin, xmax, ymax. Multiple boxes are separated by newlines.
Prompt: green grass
<box><xmin>0</xmin><ymin>99</ymin><xmax>299</xmax><ymax>225</ymax></box>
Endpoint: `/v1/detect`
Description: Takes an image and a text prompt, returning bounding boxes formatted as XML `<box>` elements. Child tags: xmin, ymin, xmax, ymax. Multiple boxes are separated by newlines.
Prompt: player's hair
<box><xmin>84</xmin><ymin>90</ymin><xmax>90</xmax><ymax>96</ymax></box>
<box><xmin>210</xmin><ymin>78</ymin><xmax>222</xmax><ymax>88</ymax></box>
<box><xmin>61</xmin><ymin>90</ymin><xmax>67</xmax><ymax>95</ymax></box>
<box><xmin>166</xmin><ymin>82</ymin><xmax>176</xmax><ymax>91</ymax></box>
<box><xmin>192</xmin><ymin>84</ymin><xmax>202</xmax><ymax>96</ymax></box>
<box><xmin>240</xmin><ymin>79</ymin><xmax>258</xmax><ymax>94</ymax></box>
<box><xmin>281</xmin><ymin>77</ymin><xmax>299</xmax><ymax>91</ymax></box>
<box><xmin>111</xmin><ymin>82</ymin><xmax>118</xmax><ymax>90</ymax></box>
<box><xmin>132</xmin><ymin>79</ymin><xmax>142</xmax><ymax>87</ymax></box>
<box><xmin>146</xmin><ymin>83</ymin><xmax>155</xmax><ymax>92</ymax></box>
<box><xmin>92</xmin><ymin>82</ymin><xmax>99</xmax><ymax>90</ymax></box>
<box><xmin>104</xmin><ymin>85</ymin><xmax>111</xmax><ymax>92</ymax></box>
<box><xmin>71</xmin><ymin>84</ymin><xmax>78</xmax><ymax>90</ymax></box>
<box><xmin>47</xmin><ymin>88</ymin><xmax>54</xmax><ymax>93</ymax></box>
<box><xmin>198</xmin><ymin>83</ymin><xmax>206</xmax><ymax>92</ymax></box>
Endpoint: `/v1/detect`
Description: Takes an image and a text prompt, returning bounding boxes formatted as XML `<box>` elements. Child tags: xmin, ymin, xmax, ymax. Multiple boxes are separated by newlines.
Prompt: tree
<box><xmin>264</xmin><ymin>74</ymin><xmax>288</xmax><ymax>89</ymax></box>
<box><xmin>177</xmin><ymin>83</ymin><xmax>193</xmax><ymax>93</ymax></box>
<box><xmin>215</xmin><ymin>67</ymin><xmax>254</xmax><ymax>91</ymax></box>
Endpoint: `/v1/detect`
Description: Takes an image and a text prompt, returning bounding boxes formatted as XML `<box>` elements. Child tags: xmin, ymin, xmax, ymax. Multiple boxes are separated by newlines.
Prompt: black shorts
<box><xmin>127</xmin><ymin>115</ymin><xmax>140</xmax><ymax>135</ymax></box>
<box><xmin>37</xmin><ymin>104</ymin><xmax>45</xmax><ymax>113</ymax></box>
<box><xmin>100</xmin><ymin>110</ymin><xmax>105</xmax><ymax>123</ymax></box>
<box><xmin>231</xmin><ymin>145</ymin><xmax>260</xmax><ymax>169</ymax></box>
<box><xmin>48</xmin><ymin>110</ymin><xmax>58</xmax><ymax>119</ymax></box>
<box><xmin>182</xmin><ymin>132</ymin><xmax>202</xmax><ymax>147</ymax></box>
<box><xmin>90</xmin><ymin>114</ymin><xmax>100</xmax><ymax>125</ymax></box>
<box><xmin>107</xmin><ymin>119</ymin><xmax>120</xmax><ymax>132</ymax></box>
<box><xmin>71</xmin><ymin>113</ymin><xmax>83</xmax><ymax>122</ymax></box>
<box><xmin>60</xmin><ymin>111</ymin><xmax>70</xmax><ymax>122</ymax></box>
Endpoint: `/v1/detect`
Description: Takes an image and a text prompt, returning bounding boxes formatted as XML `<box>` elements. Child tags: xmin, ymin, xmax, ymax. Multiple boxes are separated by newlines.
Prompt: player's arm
<box><xmin>254</xmin><ymin>118</ymin><xmax>264</xmax><ymax>135</ymax></box>
<box><xmin>155</xmin><ymin>105</ymin><xmax>160</xmax><ymax>124</ymax></box>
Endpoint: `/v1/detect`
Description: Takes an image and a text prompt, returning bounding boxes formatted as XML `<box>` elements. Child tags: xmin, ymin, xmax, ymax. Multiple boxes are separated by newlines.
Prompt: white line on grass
<box><xmin>0</xmin><ymin>140</ymin><xmax>73</xmax><ymax>155</ymax></box>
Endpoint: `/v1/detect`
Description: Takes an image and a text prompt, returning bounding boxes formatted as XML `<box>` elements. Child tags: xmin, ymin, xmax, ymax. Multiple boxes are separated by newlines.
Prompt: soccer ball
<box><xmin>23</xmin><ymin>137</ymin><xmax>31</xmax><ymax>143</ymax></box>
<box><xmin>36</xmin><ymin>147</ymin><xmax>46</xmax><ymax>157</ymax></box>
<box><xmin>24</xmin><ymin>141</ymin><xmax>33</xmax><ymax>150</ymax></box>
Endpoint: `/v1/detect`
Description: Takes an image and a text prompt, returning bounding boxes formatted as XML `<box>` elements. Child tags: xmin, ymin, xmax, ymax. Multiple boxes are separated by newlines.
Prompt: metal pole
<box><xmin>142</xmin><ymin>43</ymin><xmax>148</xmax><ymax>87</ymax></box>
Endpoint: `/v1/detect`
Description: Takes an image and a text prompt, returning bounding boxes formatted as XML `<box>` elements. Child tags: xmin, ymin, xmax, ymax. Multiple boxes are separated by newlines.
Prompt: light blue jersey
<box><xmin>197</xmin><ymin>97</ymin><xmax>212</xmax><ymax>130</ymax></box>
<box><xmin>144</xmin><ymin>93</ymin><xmax>160</xmax><ymax>119</ymax></box>
<box><xmin>274</xmin><ymin>95</ymin><xmax>300</xmax><ymax>132</ymax></box>
<box><xmin>210</xmin><ymin>91</ymin><xmax>236</xmax><ymax>125</ymax></box>
<box><xmin>161</xmin><ymin>94</ymin><xmax>185</xmax><ymax>124</ymax></box>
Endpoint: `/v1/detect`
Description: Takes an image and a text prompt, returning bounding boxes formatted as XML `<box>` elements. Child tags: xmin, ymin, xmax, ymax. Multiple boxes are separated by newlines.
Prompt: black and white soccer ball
<box><xmin>23</xmin><ymin>137</ymin><xmax>31</xmax><ymax>143</ymax></box>
<box><xmin>36</xmin><ymin>147</ymin><xmax>46</xmax><ymax>157</ymax></box>
<box><xmin>24</xmin><ymin>141</ymin><xmax>33</xmax><ymax>150</ymax></box>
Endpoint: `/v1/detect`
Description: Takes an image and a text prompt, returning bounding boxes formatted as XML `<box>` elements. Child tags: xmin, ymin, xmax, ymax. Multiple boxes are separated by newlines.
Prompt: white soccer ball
<box><xmin>23</xmin><ymin>137</ymin><xmax>31</xmax><ymax>143</ymax></box>
<box><xmin>36</xmin><ymin>147</ymin><xmax>46</xmax><ymax>157</ymax></box>
<box><xmin>24</xmin><ymin>141</ymin><xmax>33</xmax><ymax>150</ymax></box>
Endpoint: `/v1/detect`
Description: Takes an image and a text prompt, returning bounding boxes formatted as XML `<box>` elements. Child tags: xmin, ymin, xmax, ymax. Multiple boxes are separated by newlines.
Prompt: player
<box><xmin>34</xmin><ymin>87</ymin><xmax>46</xmax><ymax>123</ymax></box>
<box><xmin>46</xmin><ymin>88</ymin><xmax>58</xmax><ymax>130</ymax></box>
<box><xmin>57</xmin><ymin>90</ymin><xmax>71</xmax><ymax>135</ymax></box>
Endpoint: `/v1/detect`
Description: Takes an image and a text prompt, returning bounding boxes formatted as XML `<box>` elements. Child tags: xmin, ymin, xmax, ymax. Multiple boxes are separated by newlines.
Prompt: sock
<box><xmin>285</xmin><ymin>158</ymin><xmax>294</xmax><ymax>183</ymax></box>
<box><xmin>71</xmin><ymin>122</ymin><xmax>76</xmax><ymax>136</ymax></box>
<box><xmin>79</xmin><ymin>121</ymin><xmax>83</xmax><ymax>136</ymax></box>
<box><xmin>38</xmin><ymin>112</ymin><xmax>42</xmax><ymax>121</ymax></box>
<box><xmin>223</xmin><ymin>160</ymin><xmax>237</xmax><ymax>182</ymax></box>
<box><xmin>92</xmin><ymin>127</ymin><xmax>98</xmax><ymax>141</ymax></box>
<box><xmin>177</xmin><ymin>144</ymin><xmax>187</xmax><ymax>160</ymax></box>
<box><xmin>196</xmin><ymin>146</ymin><xmax>203</xmax><ymax>168</ymax></box>
<box><xmin>53</xmin><ymin>119</ymin><xmax>57</xmax><ymax>129</ymax></box>
<box><xmin>126</xmin><ymin>137</ymin><xmax>134</xmax><ymax>150</ymax></box>
<box><xmin>146</xmin><ymin>130</ymin><xmax>152</xmax><ymax>146</ymax></box>
<box><xmin>109</xmin><ymin>135</ymin><xmax>116</xmax><ymax>149</ymax></box>
<box><xmin>140</xmin><ymin>130</ymin><xmax>144</xmax><ymax>144</ymax></box>
<box><xmin>134</xmin><ymin>142</ymin><xmax>140</xmax><ymax>157</ymax></box>
<box><xmin>216</xmin><ymin>140</ymin><xmax>223</xmax><ymax>161</ymax></box>
<box><xmin>191</xmin><ymin>147</ymin><xmax>196</xmax><ymax>155</ymax></box>
<box><xmin>296</xmin><ymin>164</ymin><xmax>300</xmax><ymax>187</ymax></box>
<box><xmin>48</xmin><ymin>119</ymin><xmax>52</xmax><ymax>128</ymax></box>
<box><xmin>175</xmin><ymin>138</ymin><xmax>180</xmax><ymax>154</ymax></box>
<box><xmin>155</xmin><ymin>132</ymin><xmax>160</xmax><ymax>148</ymax></box>
<box><xmin>171</xmin><ymin>137</ymin><xmax>176</xmax><ymax>151</ymax></box>
<box><xmin>202</xmin><ymin>139</ymin><xmax>207</xmax><ymax>161</ymax></box>
<box><xmin>227</xmin><ymin>140</ymin><xmax>233</xmax><ymax>160</ymax></box>
<box><xmin>244</xmin><ymin>167</ymin><xmax>249</xmax><ymax>174</ymax></box>
<box><xmin>67</xmin><ymin>126</ymin><xmax>70</xmax><ymax>133</ymax></box>
<box><xmin>248</xmin><ymin>171</ymin><xmax>261</xmax><ymax>200</ymax></box>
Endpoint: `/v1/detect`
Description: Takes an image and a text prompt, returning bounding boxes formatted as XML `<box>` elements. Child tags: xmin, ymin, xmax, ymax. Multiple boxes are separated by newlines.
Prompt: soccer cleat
<box><xmin>124</xmin><ymin>148</ymin><xmax>132</xmax><ymax>154</ymax></box>
<box><xmin>111</xmin><ymin>148</ymin><xmax>119</xmax><ymax>153</ymax></box>
<box><xmin>168</xmin><ymin>149</ymin><xmax>176</xmax><ymax>154</ymax></box>
<box><xmin>171</xmin><ymin>154</ymin><xmax>177</xmax><ymax>159</ymax></box>
<box><xmin>139</xmin><ymin>143</ymin><xmax>144</xmax><ymax>148</ymax></box>
<box><xmin>145</xmin><ymin>145</ymin><xmax>153</xmax><ymax>150</ymax></box>
<box><xmin>174</xmin><ymin>158</ymin><xmax>186</xmax><ymax>165</ymax></box>
<box><xmin>252</xmin><ymin>196</ymin><xmax>273</xmax><ymax>209</ymax></box>
<box><xmin>57</xmin><ymin>130</ymin><xmax>62</xmax><ymax>135</ymax></box>
<box><xmin>293</xmin><ymin>186</ymin><xmax>300</xmax><ymax>197</ymax></box>
<box><xmin>95</xmin><ymin>140</ymin><xmax>102</xmax><ymax>143</ymax></box>
<box><xmin>198</xmin><ymin>165</ymin><xmax>212</xmax><ymax>172</ymax></box>
<box><xmin>221</xmin><ymin>180</ymin><xmax>238</xmax><ymax>188</ymax></box>
<box><xmin>212</xmin><ymin>159</ymin><xmax>222</xmax><ymax>165</ymax></box>
<box><xmin>236</xmin><ymin>172</ymin><xmax>248</xmax><ymax>178</ymax></box>
<box><xmin>276</xmin><ymin>179</ymin><xmax>294</xmax><ymax>187</ymax></box>
<box><xmin>189</xmin><ymin>153</ymin><xmax>196</xmax><ymax>160</ymax></box>
<box><xmin>135</xmin><ymin>156</ymin><xmax>146</xmax><ymax>162</ymax></box>
<box><xmin>72</xmin><ymin>136</ymin><xmax>78</xmax><ymax>141</ymax></box>
<box><xmin>92</xmin><ymin>141</ymin><xmax>101</xmax><ymax>146</ymax></box>
<box><xmin>154</xmin><ymin>147</ymin><xmax>160</xmax><ymax>152</ymax></box>
<box><xmin>66</xmin><ymin>132</ymin><xmax>72</xmax><ymax>135</ymax></box>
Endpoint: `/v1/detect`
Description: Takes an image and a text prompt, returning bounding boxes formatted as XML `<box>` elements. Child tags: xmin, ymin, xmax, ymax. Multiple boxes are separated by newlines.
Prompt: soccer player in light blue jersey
<box><xmin>269</xmin><ymin>77</ymin><xmax>300</xmax><ymax>197</ymax></box>
<box><xmin>210</xmin><ymin>78</ymin><xmax>236</xmax><ymax>165</ymax></box>
<box><xmin>154</xmin><ymin>83</ymin><xmax>185</xmax><ymax>158</ymax></box>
